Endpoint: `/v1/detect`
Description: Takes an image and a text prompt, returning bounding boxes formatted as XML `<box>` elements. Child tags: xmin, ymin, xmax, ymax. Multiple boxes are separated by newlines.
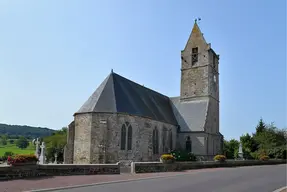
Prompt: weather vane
<box><xmin>195</xmin><ymin>17</ymin><xmax>202</xmax><ymax>24</ymax></box>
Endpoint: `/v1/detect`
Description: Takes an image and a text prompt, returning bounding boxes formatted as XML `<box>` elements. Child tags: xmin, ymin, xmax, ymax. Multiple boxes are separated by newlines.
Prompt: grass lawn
<box><xmin>0</xmin><ymin>142</ymin><xmax>35</xmax><ymax>156</ymax></box>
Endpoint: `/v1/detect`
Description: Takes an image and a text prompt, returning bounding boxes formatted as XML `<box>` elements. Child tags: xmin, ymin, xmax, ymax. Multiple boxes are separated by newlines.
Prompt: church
<box><xmin>64</xmin><ymin>21</ymin><xmax>223</xmax><ymax>164</ymax></box>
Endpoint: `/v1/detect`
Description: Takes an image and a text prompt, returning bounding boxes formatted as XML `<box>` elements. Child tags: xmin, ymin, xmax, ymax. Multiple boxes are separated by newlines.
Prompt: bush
<box><xmin>7</xmin><ymin>154</ymin><xmax>38</xmax><ymax>165</ymax></box>
<box><xmin>161</xmin><ymin>154</ymin><xmax>175</xmax><ymax>161</ymax></box>
<box><xmin>2</xmin><ymin>151</ymin><xmax>14</xmax><ymax>161</ymax></box>
<box><xmin>213</xmin><ymin>155</ymin><xmax>226</xmax><ymax>162</ymax></box>
<box><xmin>170</xmin><ymin>150</ymin><xmax>197</xmax><ymax>161</ymax></box>
<box><xmin>268</xmin><ymin>147</ymin><xmax>286</xmax><ymax>159</ymax></box>
<box><xmin>259</xmin><ymin>155</ymin><xmax>269</xmax><ymax>161</ymax></box>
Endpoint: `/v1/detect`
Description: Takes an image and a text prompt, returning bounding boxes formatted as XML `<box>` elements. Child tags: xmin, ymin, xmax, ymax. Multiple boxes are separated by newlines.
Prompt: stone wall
<box><xmin>0</xmin><ymin>163</ymin><xmax>120</xmax><ymax>180</ymax></box>
<box><xmin>72</xmin><ymin>112</ymin><xmax>178</xmax><ymax>164</ymax></box>
<box><xmin>180</xmin><ymin>23</ymin><xmax>210</xmax><ymax>100</ymax></box>
<box><xmin>90</xmin><ymin>113</ymin><xmax>178</xmax><ymax>163</ymax></box>
<box><xmin>177</xmin><ymin>132</ymin><xmax>206</xmax><ymax>156</ymax></box>
<box><xmin>64</xmin><ymin>121</ymin><xmax>75</xmax><ymax>164</ymax></box>
<box><xmin>131</xmin><ymin>160</ymin><xmax>287</xmax><ymax>174</ymax></box>
<box><xmin>74</xmin><ymin>113</ymin><xmax>92</xmax><ymax>164</ymax></box>
<box><xmin>204</xmin><ymin>98</ymin><xmax>222</xmax><ymax>156</ymax></box>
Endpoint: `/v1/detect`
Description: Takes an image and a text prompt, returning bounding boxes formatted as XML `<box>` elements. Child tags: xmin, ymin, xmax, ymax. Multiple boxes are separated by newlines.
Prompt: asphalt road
<box><xmin>51</xmin><ymin>164</ymin><xmax>286</xmax><ymax>192</ymax></box>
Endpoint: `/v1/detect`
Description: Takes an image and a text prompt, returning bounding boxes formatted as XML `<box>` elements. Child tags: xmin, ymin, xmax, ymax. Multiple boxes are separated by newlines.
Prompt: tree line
<box><xmin>223</xmin><ymin>118</ymin><xmax>287</xmax><ymax>159</ymax></box>
<box><xmin>0</xmin><ymin>123</ymin><xmax>55</xmax><ymax>139</ymax></box>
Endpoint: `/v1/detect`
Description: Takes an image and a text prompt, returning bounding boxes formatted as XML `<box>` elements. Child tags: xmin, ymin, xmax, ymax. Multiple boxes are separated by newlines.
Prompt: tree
<box><xmin>0</xmin><ymin>135</ymin><xmax>8</xmax><ymax>145</ymax></box>
<box><xmin>240</xmin><ymin>133</ymin><xmax>258</xmax><ymax>152</ymax></box>
<box><xmin>252</xmin><ymin>119</ymin><xmax>287</xmax><ymax>159</ymax></box>
<box><xmin>255</xmin><ymin>118</ymin><xmax>266</xmax><ymax>133</ymax></box>
<box><xmin>223</xmin><ymin>139</ymin><xmax>239</xmax><ymax>159</ymax></box>
<box><xmin>43</xmin><ymin>127</ymin><xmax>67</xmax><ymax>162</ymax></box>
<box><xmin>9</xmin><ymin>139</ymin><xmax>14</xmax><ymax>144</ymax></box>
<box><xmin>16</xmin><ymin>136</ymin><xmax>29</xmax><ymax>149</ymax></box>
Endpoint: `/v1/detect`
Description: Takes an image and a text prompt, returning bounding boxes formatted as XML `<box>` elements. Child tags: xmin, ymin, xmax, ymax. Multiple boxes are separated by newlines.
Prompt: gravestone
<box><xmin>54</xmin><ymin>153</ymin><xmax>58</xmax><ymax>164</ymax></box>
<box><xmin>34</xmin><ymin>138</ymin><xmax>40</xmax><ymax>158</ymax></box>
<box><xmin>39</xmin><ymin>142</ymin><xmax>46</xmax><ymax>164</ymax></box>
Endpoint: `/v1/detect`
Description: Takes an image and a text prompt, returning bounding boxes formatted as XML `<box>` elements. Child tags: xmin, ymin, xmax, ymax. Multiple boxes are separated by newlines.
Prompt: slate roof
<box><xmin>76</xmin><ymin>72</ymin><xmax>178</xmax><ymax>125</ymax></box>
<box><xmin>170</xmin><ymin>97</ymin><xmax>208</xmax><ymax>132</ymax></box>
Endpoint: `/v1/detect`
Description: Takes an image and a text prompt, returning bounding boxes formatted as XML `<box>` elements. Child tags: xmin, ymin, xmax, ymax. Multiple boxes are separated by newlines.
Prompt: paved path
<box><xmin>0</xmin><ymin>165</ymin><xmax>286</xmax><ymax>192</ymax></box>
<box><xmin>43</xmin><ymin>164</ymin><xmax>286</xmax><ymax>192</ymax></box>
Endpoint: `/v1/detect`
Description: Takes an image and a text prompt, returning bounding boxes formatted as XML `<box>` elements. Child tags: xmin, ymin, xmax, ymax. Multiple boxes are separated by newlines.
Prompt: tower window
<box><xmin>192</xmin><ymin>47</ymin><xmax>198</xmax><ymax>65</ymax></box>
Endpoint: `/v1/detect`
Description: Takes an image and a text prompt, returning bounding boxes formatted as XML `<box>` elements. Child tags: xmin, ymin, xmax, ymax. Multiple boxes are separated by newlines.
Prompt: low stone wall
<box><xmin>0</xmin><ymin>163</ymin><xmax>120</xmax><ymax>180</ymax></box>
<box><xmin>131</xmin><ymin>159</ymin><xmax>287</xmax><ymax>174</ymax></box>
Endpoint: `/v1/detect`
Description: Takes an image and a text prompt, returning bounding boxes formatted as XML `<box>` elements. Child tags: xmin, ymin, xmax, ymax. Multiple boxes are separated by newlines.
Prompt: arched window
<box><xmin>120</xmin><ymin>124</ymin><xmax>126</xmax><ymax>150</ymax></box>
<box><xmin>169</xmin><ymin>130</ymin><xmax>173</xmax><ymax>151</ymax></box>
<box><xmin>127</xmin><ymin>124</ymin><xmax>132</xmax><ymax>150</ymax></box>
<box><xmin>185</xmin><ymin>136</ymin><xmax>192</xmax><ymax>152</ymax></box>
<box><xmin>162</xmin><ymin>127</ymin><xmax>167</xmax><ymax>153</ymax></box>
<box><xmin>152</xmin><ymin>128</ymin><xmax>159</xmax><ymax>154</ymax></box>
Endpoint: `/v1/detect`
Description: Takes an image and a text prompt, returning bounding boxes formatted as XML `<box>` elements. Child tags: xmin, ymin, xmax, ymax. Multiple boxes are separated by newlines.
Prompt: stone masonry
<box><xmin>69</xmin><ymin>113</ymin><xmax>177</xmax><ymax>164</ymax></box>
<box><xmin>65</xmin><ymin>21</ymin><xmax>223</xmax><ymax>164</ymax></box>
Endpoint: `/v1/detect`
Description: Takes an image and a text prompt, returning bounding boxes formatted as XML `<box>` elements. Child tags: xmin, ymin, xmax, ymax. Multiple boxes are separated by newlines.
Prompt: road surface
<box><xmin>48</xmin><ymin>164</ymin><xmax>286</xmax><ymax>192</ymax></box>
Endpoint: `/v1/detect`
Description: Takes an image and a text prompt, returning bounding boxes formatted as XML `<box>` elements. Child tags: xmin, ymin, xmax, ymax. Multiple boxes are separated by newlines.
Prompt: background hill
<box><xmin>0</xmin><ymin>123</ymin><xmax>55</xmax><ymax>139</ymax></box>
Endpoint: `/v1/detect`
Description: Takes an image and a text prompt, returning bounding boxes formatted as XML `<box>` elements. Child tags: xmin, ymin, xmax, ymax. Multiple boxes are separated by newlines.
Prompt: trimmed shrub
<box><xmin>170</xmin><ymin>150</ymin><xmax>197</xmax><ymax>161</ymax></box>
<box><xmin>160</xmin><ymin>154</ymin><xmax>175</xmax><ymax>163</ymax></box>
<box><xmin>213</xmin><ymin>155</ymin><xmax>226</xmax><ymax>162</ymax></box>
<box><xmin>161</xmin><ymin>154</ymin><xmax>175</xmax><ymax>161</ymax></box>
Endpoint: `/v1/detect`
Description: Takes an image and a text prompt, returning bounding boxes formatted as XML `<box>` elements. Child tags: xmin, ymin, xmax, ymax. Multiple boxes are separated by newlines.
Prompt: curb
<box><xmin>272</xmin><ymin>186</ymin><xmax>287</xmax><ymax>192</ymax></box>
<box><xmin>25</xmin><ymin>171</ymin><xmax>202</xmax><ymax>192</ymax></box>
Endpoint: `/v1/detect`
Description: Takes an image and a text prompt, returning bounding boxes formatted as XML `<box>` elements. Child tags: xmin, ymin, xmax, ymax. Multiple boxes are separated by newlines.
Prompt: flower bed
<box><xmin>7</xmin><ymin>154</ymin><xmax>38</xmax><ymax>166</ymax></box>
<box><xmin>160</xmin><ymin>154</ymin><xmax>175</xmax><ymax>164</ymax></box>
<box><xmin>213</xmin><ymin>155</ymin><xmax>226</xmax><ymax>162</ymax></box>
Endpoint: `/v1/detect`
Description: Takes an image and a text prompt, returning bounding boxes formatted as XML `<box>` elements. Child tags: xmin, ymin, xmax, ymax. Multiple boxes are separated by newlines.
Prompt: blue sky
<box><xmin>0</xmin><ymin>0</ymin><xmax>286</xmax><ymax>140</ymax></box>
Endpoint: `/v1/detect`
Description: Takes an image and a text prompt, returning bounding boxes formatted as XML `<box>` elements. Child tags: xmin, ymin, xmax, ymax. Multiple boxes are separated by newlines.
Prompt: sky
<box><xmin>0</xmin><ymin>0</ymin><xmax>286</xmax><ymax>140</ymax></box>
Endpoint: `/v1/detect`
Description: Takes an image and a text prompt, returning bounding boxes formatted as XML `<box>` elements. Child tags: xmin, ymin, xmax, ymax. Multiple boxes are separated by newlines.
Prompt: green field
<box><xmin>0</xmin><ymin>142</ymin><xmax>35</xmax><ymax>156</ymax></box>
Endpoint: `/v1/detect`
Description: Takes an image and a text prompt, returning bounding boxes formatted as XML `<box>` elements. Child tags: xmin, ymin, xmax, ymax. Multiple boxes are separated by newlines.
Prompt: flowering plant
<box><xmin>7</xmin><ymin>154</ymin><xmax>38</xmax><ymax>165</ymax></box>
<box><xmin>213</xmin><ymin>155</ymin><xmax>226</xmax><ymax>162</ymax></box>
<box><xmin>161</xmin><ymin>154</ymin><xmax>175</xmax><ymax>161</ymax></box>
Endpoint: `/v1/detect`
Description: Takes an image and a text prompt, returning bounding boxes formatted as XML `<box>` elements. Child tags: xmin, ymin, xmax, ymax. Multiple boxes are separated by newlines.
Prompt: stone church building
<box><xmin>64</xmin><ymin>22</ymin><xmax>223</xmax><ymax>164</ymax></box>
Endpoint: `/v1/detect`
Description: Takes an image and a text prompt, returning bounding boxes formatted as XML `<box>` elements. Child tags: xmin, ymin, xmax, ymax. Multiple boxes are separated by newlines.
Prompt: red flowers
<box><xmin>7</xmin><ymin>154</ymin><xmax>38</xmax><ymax>165</ymax></box>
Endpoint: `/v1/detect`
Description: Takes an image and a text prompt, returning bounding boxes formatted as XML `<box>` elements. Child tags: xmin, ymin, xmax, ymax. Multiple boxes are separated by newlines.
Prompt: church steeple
<box><xmin>183</xmin><ymin>20</ymin><xmax>207</xmax><ymax>55</ymax></box>
<box><xmin>180</xmin><ymin>21</ymin><xmax>220</xmax><ymax>101</ymax></box>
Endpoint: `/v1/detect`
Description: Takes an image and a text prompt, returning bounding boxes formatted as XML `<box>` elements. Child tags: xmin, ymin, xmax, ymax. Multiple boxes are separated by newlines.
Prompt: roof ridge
<box><xmin>91</xmin><ymin>74</ymin><xmax>112</xmax><ymax>111</ymax></box>
<box><xmin>110</xmin><ymin>73</ymin><xmax>118</xmax><ymax>112</ymax></box>
<box><xmin>112</xmin><ymin>72</ymin><xmax>170</xmax><ymax>99</ymax></box>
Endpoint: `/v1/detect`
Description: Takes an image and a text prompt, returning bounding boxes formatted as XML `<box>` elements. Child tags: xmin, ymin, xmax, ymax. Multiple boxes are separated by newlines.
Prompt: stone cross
<box><xmin>238</xmin><ymin>143</ymin><xmax>243</xmax><ymax>160</ymax></box>
<box><xmin>39</xmin><ymin>142</ymin><xmax>46</xmax><ymax>164</ymax></box>
<box><xmin>34</xmin><ymin>138</ymin><xmax>40</xmax><ymax>158</ymax></box>
<box><xmin>54</xmin><ymin>153</ymin><xmax>58</xmax><ymax>164</ymax></box>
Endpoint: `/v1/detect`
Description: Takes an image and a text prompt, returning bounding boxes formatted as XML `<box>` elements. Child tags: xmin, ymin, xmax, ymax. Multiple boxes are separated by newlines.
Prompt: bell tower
<box><xmin>180</xmin><ymin>20</ymin><xmax>219</xmax><ymax>102</ymax></box>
